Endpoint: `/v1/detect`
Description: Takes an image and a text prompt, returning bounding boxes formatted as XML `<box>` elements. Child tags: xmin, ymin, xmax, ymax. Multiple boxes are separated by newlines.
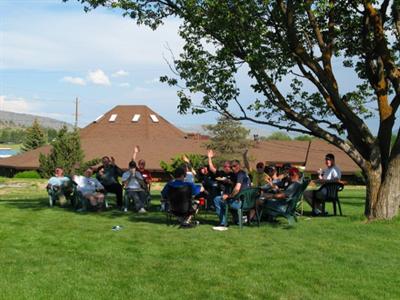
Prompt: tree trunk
<box><xmin>365</xmin><ymin>157</ymin><xmax>400</xmax><ymax>220</ymax></box>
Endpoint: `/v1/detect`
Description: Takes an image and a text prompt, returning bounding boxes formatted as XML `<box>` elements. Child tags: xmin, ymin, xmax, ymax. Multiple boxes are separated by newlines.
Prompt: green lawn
<box><xmin>0</xmin><ymin>179</ymin><xmax>399</xmax><ymax>299</ymax></box>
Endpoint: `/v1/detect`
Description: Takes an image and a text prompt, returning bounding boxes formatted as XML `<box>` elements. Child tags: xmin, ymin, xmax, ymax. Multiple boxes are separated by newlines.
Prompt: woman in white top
<box><xmin>74</xmin><ymin>168</ymin><xmax>105</xmax><ymax>208</ymax></box>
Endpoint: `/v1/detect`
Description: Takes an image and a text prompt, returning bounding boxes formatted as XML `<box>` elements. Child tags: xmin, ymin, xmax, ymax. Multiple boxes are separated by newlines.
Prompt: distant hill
<box><xmin>0</xmin><ymin>111</ymin><xmax>73</xmax><ymax>129</ymax></box>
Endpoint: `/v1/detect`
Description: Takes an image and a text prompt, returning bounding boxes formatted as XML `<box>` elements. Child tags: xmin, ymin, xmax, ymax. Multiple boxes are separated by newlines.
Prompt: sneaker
<box><xmin>123</xmin><ymin>208</ymin><xmax>128</xmax><ymax>213</ymax></box>
<box><xmin>192</xmin><ymin>220</ymin><xmax>200</xmax><ymax>226</ymax></box>
<box><xmin>138</xmin><ymin>208</ymin><xmax>147</xmax><ymax>213</ymax></box>
<box><xmin>212</xmin><ymin>226</ymin><xmax>228</xmax><ymax>231</ymax></box>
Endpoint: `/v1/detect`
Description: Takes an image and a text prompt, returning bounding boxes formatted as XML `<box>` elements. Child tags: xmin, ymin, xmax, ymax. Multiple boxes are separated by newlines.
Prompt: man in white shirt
<box><xmin>74</xmin><ymin>168</ymin><xmax>105</xmax><ymax>209</ymax></box>
<box><xmin>122</xmin><ymin>160</ymin><xmax>147</xmax><ymax>213</ymax></box>
<box><xmin>304</xmin><ymin>153</ymin><xmax>342</xmax><ymax>216</ymax></box>
<box><xmin>47</xmin><ymin>167</ymin><xmax>72</xmax><ymax>206</ymax></box>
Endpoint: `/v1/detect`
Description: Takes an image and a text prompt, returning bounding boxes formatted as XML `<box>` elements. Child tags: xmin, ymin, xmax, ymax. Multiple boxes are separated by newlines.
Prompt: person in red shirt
<box><xmin>132</xmin><ymin>146</ymin><xmax>152</xmax><ymax>206</ymax></box>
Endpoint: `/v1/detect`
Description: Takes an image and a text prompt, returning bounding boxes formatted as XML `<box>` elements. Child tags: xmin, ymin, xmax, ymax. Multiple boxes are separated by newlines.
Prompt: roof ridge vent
<box><xmin>94</xmin><ymin>114</ymin><xmax>104</xmax><ymax>123</ymax></box>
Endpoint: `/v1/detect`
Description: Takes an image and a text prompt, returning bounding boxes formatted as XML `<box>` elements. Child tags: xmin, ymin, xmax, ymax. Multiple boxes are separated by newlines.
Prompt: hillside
<box><xmin>0</xmin><ymin>111</ymin><xmax>73</xmax><ymax>129</ymax></box>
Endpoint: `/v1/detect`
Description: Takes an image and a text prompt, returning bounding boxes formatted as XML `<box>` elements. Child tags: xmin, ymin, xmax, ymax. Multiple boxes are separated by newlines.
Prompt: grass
<box><xmin>0</xmin><ymin>178</ymin><xmax>399</xmax><ymax>299</ymax></box>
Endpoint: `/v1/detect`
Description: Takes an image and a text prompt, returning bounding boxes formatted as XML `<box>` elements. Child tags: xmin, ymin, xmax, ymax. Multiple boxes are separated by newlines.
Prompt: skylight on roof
<box><xmin>109</xmin><ymin>114</ymin><xmax>118</xmax><ymax>122</ymax></box>
<box><xmin>94</xmin><ymin>114</ymin><xmax>104</xmax><ymax>123</ymax></box>
<box><xmin>150</xmin><ymin>114</ymin><xmax>159</xmax><ymax>123</ymax></box>
<box><xmin>132</xmin><ymin>114</ymin><xmax>141</xmax><ymax>122</ymax></box>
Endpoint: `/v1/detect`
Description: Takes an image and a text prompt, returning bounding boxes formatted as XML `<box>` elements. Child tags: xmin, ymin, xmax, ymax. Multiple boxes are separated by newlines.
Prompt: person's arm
<box><xmin>264</xmin><ymin>191</ymin><xmax>287</xmax><ymax>200</ymax></box>
<box><xmin>132</xmin><ymin>145</ymin><xmax>140</xmax><ymax>162</ymax></box>
<box><xmin>222</xmin><ymin>182</ymin><xmax>242</xmax><ymax>200</ymax></box>
<box><xmin>207</xmin><ymin>149</ymin><xmax>217</xmax><ymax>174</ymax></box>
<box><xmin>182</xmin><ymin>155</ymin><xmax>197</xmax><ymax>176</ymax></box>
<box><xmin>243</xmin><ymin>149</ymin><xmax>252</xmax><ymax>172</ymax></box>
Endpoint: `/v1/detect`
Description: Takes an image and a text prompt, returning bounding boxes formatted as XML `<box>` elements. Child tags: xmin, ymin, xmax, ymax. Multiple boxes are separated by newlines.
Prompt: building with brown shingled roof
<box><xmin>0</xmin><ymin>105</ymin><xmax>360</xmax><ymax>178</ymax></box>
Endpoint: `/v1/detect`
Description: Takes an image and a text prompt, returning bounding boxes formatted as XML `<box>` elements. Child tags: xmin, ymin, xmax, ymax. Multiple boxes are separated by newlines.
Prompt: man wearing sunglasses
<box><xmin>213</xmin><ymin>160</ymin><xmax>250</xmax><ymax>228</ymax></box>
<box><xmin>304</xmin><ymin>153</ymin><xmax>342</xmax><ymax>216</ymax></box>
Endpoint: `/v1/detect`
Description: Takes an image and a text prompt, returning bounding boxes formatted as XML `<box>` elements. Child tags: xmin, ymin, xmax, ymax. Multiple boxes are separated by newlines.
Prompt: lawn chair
<box><xmin>262</xmin><ymin>180</ymin><xmax>309</xmax><ymax>225</ymax></box>
<box><xmin>165</xmin><ymin>185</ymin><xmax>196</xmax><ymax>226</ymax></box>
<box><xmin>225</xmin><ymin>187</ymin><xmax>261</xmax><ymax>229</ymax></box>
<box><xmin>312</xmin><ymin>182</ymin><xmax>344</xmax><ymax>216</ymax></box>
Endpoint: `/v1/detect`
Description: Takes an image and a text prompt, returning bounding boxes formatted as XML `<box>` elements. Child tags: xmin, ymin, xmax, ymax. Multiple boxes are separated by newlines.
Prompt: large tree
<box><xmin>71</xmin><ymin>0</ymin><xmax>400</xmax><ymax>220</ymax></box>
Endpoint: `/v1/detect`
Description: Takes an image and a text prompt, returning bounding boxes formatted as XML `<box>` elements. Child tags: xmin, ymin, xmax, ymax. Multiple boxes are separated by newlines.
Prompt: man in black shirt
<box><xmin>96</xmin><ymin>156</ymin><xmax>123</xmax><ymax>208</ymax></box>
<box><xmin>213</xmin><ymin>159</ymin><xmax>250</xmax><ymax>227</ymax></box>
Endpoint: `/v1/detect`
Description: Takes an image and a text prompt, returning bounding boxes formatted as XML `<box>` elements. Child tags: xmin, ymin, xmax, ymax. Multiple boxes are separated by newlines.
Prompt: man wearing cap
<box><xmin>303</xmin><ymin>153</ymin><xmax>342</xmax><ymax>216</ymax></box>
<box><xmin>249</xmin><ymin>167</ymin><xmax>303</xmax><ymax>221</ymax></box>
<box><xmin>243</xmin><ymin>149</ymin><xmax>269</xmax><ymax>188</ymax></box>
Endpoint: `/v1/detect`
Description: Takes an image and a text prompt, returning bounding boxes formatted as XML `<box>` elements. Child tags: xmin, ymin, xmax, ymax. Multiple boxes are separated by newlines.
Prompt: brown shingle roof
<box><xmin>0</xmin><ymin>105</ymin><xmax>205</xmax><ymax>171</ymax></box>
<box><xmin>0</xmin><ymin>105</ymin><xmax>360</xmax><ymax>174</ymax></box>
<box><xmin>305</xmin><ymin>139</ymin><xmax>360</xmax><ymax>174</ymax></box>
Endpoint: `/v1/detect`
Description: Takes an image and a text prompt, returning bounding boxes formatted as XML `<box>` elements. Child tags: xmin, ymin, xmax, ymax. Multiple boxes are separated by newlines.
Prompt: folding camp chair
<box><xmin>165</xmin><ymin>185</ymin><xmax>196</xmax><ymax>226</ymax></box>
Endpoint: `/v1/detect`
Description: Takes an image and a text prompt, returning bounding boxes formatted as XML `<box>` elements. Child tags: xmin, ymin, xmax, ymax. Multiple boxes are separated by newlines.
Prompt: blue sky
<box><xmin>0</xmin><ymin>0</ymin><xmax>390</xmax><ymax>136</ymax></box>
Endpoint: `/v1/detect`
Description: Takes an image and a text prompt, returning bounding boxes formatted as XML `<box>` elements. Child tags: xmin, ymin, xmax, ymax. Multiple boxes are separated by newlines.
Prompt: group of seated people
<box><xmin>46</xmin><ymin>146</ymin><xmax>152</xmax><ymax>212</ymax></box>
<box><xmin>160</xmin><ymin>150</ymin><xmax>342</xmax><ymax>228</ymax></box>
<box><xmin>47</xmin><ymin>146</ymin><xmax>342</xmax><ymax>223</ymax></box>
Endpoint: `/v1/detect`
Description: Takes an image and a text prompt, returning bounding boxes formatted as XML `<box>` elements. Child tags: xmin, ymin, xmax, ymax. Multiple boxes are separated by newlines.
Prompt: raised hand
<box><xmin>134</xmin><ymin>145</ymin><xmax>140</xmax><ymax>154</ymax></box>
<box><xmin>207</xmin><ymin>149</ymin><xmax>214</xmax><ymax>158</ymax></box>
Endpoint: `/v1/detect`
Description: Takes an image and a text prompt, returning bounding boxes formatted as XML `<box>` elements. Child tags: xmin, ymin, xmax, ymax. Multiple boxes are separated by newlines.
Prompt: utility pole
<box><xmin>74</xmin><ymin>97</ymin><xmax>79</xmax><ymax>128</ymax></box>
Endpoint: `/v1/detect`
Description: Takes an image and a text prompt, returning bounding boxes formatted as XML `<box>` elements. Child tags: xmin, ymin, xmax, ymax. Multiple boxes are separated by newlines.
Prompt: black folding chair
<box><xmin>313</xmin><ymin>182</ymin><xmax>344</xmax><ymax>216</ymax></box>
<box><xmin>166</xmin><ymin>185</ymin><xmax>196</xmax><ymax>226</ymax></box>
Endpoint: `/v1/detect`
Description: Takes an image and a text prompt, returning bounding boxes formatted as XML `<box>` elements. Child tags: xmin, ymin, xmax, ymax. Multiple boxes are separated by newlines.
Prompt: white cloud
<box><xmin>119</xmin><ymin>82</ymin><xmax>130</xmax><ymax>87</ymax></box>
<box><xmin>62</xmin><ymin>76</ymin><xmax>86</xmax><ymax>86</ymax></box>
<box><xmin>87</xmin><ymin>69</ymin><xmax>111</xmax><ymax>86</ymax></box>
<box><xmin>0</xmin><ymin>95</ymin><xmax>35</xmax><ymax>113</ymax></box>
<box><xmin>112</xmin><ymin>70</ymin><xmax>129</xmax><ymax>77</ymax></box>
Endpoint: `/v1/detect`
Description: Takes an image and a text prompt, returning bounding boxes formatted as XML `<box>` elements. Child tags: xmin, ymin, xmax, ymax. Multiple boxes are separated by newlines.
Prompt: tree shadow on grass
<box><xmin>0</xmin><ymin>197</ymin><xmax>50</xmax><ymax>211</ymax></box>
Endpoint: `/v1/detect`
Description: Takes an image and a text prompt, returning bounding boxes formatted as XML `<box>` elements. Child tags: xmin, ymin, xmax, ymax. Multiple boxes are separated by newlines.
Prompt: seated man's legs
<box><xmin>227</xmin><ymin>199</ymin><xmax>241</xmax><ymax>224</ymax></box>
<box><xmin>304</xmin><ymin>189</ymin><xmax>326</xmax><ymax>213</ymax></box>
<box><xmin>103</xmin><ymin>183</ymin><xmax>123</xmax><ymax>207</ymax></box>
<box><xmin>213</xmin><ymin>195</ymin><xmax>227</xmax><ymax>226</ymax></box>
<box><xmin>182</xmin><ymin>202</ymin><xmax>199</xmax><ymax>225</ymax></box>
<box><xmin>95</xmin><ymin>192</ymin><xmax>105</xmax><ymax>205</ymax></box>
<box><xmin>128</xmin><ymin>190</ymin><xmax>146</xmax><ymax>212</ymax></box>
<box><xmin>83</xmin><ymin>193</ymin><xmax>97</xmax><ymax>207</ymax></box>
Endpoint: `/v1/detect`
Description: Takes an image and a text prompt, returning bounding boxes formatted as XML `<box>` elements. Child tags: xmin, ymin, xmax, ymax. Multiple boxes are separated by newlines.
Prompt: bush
<box><xmin>160</xmin><ymin>153</ymin><xmax>207</xmax><ymax>177</ymax></box>
<box><xmin>13</xmin><ymin>171</ymin><xmax>41</xmax><ymax>179</ymax></box>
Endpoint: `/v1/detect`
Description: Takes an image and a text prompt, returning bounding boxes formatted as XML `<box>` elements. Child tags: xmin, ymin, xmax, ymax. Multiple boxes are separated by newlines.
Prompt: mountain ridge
<box><xmin>0</xmin><ymin>110</ymin><xmax>73</xmax><ymax>129</ymax></box>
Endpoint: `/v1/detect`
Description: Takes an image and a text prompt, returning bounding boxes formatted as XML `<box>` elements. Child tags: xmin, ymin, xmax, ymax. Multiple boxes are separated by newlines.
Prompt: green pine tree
<box><xmin>203</xmin><ymin>116</ymin><xmax>252</xmax><ymax>163</ymax></box>
<box><xmin>39</xmin><ymin>126</ymin><xmax>84</xmax><ymax>177</ymax></box>
<box><xmin>21</xmin><ymin>119</ymin><xmax>47</xmax><ymax>152</ymax></box>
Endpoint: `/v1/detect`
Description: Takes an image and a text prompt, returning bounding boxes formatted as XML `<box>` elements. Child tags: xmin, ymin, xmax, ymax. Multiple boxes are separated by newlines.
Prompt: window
<box><xmin>94</xmin><ymin>114</ymin><xmax>104</xmax><ymax>123</ymax></box>
<box><xmin>132</xmin><ymin>114</ymin><xmax>141</xmax><ymax>122</ymax></box>
<box><xmin>150</xmin><ymin>114</ymin><xmax>159</xmax><ymax>123</ymax></box>
<box><xmin>109</xmin><ymin>114</ymin><xmax>118</xmax><ymax>122</ymax></box>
